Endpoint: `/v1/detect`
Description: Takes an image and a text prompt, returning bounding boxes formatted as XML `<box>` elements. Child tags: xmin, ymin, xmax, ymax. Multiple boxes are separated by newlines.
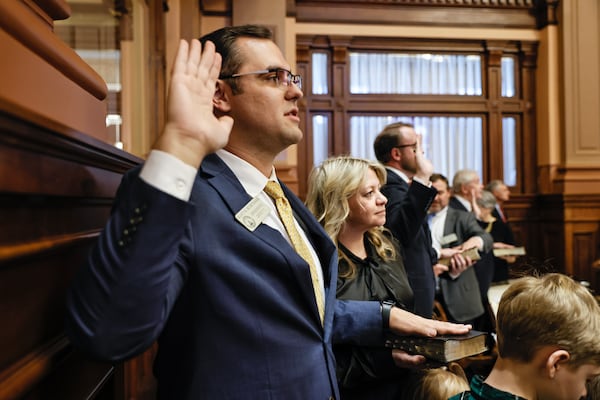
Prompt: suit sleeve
<box><xmin>332</xmin><ymin>299</ymin><xmax>383</xmax><ymax>346</ymax></box>
<box><xmin>65</xmin><ymin>170</ymin><xmax>194</xmax><ymax>362</ymax></box>
<box><xmin>461</xmin><ymin>212</ymin><xmax>494</xmax><ymax>253</ymax></box>
<box><xmin>383</xmin><ymin>180</ymin><xmax>436</xmax><ymax>247</ymax></box>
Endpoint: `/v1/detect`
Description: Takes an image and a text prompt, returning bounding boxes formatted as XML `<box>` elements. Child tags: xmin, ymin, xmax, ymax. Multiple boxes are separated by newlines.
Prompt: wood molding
<box><xmin>295</xmin><ymin>1</ymin><xmax>538</xmax><ymax>29</ymax></box>
<box><xmin>0</xmin><ymin>230</ymin><xmax>100</xmax><ymax>265</ymax></box>
<box><xmin>30</xmin><ymin>0</ymin><xmax>71</xmax><ymax>21</ymax></box>
<box><xmin>0</xmin><ymin>336</ymin><xmax>71</xmax><ymax>400</ymax></box>
<box><xmin>539</xmin><ymin>164</ymin><xmax>600</xmax><ymax>195</ymax></box>
<box><xmin>0</xmin><ymin>1</ymin><xmax>106</xmax><ymax>100</ymax></box>
<box><xmin>296</xmin><ymin>0</ymin><xmax>534</xmax><ymax>5</ymax></box>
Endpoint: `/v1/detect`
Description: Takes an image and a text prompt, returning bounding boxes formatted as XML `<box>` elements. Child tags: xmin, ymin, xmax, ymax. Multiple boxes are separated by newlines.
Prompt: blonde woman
<box><xmin>306</xmin><ymin>156</ymin><xmax>419</xmax><ymax>400</ymax></box>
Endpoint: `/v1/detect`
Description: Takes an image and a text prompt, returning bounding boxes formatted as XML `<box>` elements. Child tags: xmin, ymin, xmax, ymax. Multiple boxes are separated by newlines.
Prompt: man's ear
<box><xmin>546</xmin><ymin>349</ymin><xmax>570</xmax><ymax>378</ymax></box>
<box><xmin>213</xmin><ymin>80</ymin><xmax>232</xmax><ymax>113</ymax></box>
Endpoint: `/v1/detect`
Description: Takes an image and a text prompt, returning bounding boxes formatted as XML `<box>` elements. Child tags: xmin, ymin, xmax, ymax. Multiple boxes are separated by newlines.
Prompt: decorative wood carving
<box><xmin>294</xmin><ymin>0</ymin><xmax>540</xmax><ymax>28</ymax></box>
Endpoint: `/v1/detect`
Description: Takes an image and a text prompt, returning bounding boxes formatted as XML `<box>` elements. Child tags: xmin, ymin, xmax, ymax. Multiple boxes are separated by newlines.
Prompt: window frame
<box><xmin>296</xmin><ymin>35</ymin><xmax>537</xmax><ymax>199</ymax></box>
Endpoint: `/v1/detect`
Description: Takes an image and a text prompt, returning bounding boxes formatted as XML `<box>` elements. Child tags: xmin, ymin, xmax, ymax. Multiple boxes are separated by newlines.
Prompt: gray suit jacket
<box><xmin>438</xmin><ymin>207</ymin><xmax>493</xmax><ymax>322</ymax></box>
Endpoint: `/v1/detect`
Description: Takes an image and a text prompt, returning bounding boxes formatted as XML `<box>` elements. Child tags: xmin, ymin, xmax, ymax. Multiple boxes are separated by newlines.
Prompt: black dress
<box><xmin>335</xmin><ymin>235</ymin><xmax>415</xmax><ymax>400</ymax></box>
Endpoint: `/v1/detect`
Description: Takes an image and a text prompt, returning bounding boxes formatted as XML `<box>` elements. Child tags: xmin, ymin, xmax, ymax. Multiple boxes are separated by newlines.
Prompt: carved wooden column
<box><xmin>484</xmin><ymin>43</ymin><xmax>504</xmax><ymax>181</ymax></box>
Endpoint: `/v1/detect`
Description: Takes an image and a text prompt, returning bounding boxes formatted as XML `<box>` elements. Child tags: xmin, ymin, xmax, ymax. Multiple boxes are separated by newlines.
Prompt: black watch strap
<box><xmin>381</xmin><ymin>300</ymin><xmax>395</xmax><ymax>330</ymax></box>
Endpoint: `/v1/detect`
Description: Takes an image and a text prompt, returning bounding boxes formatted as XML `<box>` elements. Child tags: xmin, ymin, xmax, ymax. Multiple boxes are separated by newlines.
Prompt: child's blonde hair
<box><xmin>402</xmin><ymin>363</ymin><xmax>469</xmax><ymax>400</ymax></box>
<box><xmin>497</xmin><ymin>273</ymin><xmax>600</xmax><ymax>367</ymax></box>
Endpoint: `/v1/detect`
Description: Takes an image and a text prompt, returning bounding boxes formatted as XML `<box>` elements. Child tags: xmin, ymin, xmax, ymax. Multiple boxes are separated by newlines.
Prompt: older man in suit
<box><xmin>449</xmin><ymin>170</ymin><xmax>496</xmax><ymax>319</ymax></box>
<box><xmin>65</xmin><ymin>25</ymin><xmax>469</xmax><ymax>399</ymax></box>
<box><xmin>429</xmin><ymin>173</ymin><xmax>493</xmax><ymax>324</ymax></box>
<box><xmin>485</xmin><ymin>179</ymin><xmax>517</xmax><ymax>282</ymax></box>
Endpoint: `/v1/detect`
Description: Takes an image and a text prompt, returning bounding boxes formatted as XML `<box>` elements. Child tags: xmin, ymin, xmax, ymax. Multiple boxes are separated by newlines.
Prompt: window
<box><xmin>296</xmin><ymin>36</ymin><xmax>537</xmax><ymax>196</ymax></box>
<box><xmin>349</xmin><ymin>53</ymin><xmax>482</xmax><ymax>95</ymax></box>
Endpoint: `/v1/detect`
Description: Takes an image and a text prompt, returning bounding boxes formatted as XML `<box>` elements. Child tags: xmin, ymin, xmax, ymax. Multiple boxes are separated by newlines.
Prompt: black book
<box><xmin>384</xmin><ymin>330</ymin><xmax>489</xmax><ymax>363</ymax></box>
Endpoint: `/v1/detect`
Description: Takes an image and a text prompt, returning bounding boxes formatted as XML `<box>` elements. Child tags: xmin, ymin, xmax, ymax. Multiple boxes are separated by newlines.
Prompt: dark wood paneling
<box><xmin>0</xmin><ymin>112</ymin><xmax>141</xmax><ymax>399</ymax></box>
<box><xmin>573</xmin><ymin>231</ymin><xmax>597</xmax><ymax>281</ymax></box>
<box><xmin>0</xmin><ymin>2</ymin><xmax>145</xmax><ymax>399</ymax></box>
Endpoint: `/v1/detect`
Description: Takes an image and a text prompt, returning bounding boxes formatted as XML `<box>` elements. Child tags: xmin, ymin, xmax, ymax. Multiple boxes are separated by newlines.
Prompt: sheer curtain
<box><xmin>311</xmin><ymin>51</ymin><xmax>517</xmax><ymax>183</ymax></box>
<box><xmin>350</xmin><ymin>53</ymin><xmax>482</xmax><ymax>95</ymax></box>
<box><xmin>345</xmin><ymin>52</ymin><xmax>484</xmax><ymax>179</ymax></box>
<box><xmin>349</xmin><ymin>115</ymin><xmax>483</xmax><ymax>181</ymax></box>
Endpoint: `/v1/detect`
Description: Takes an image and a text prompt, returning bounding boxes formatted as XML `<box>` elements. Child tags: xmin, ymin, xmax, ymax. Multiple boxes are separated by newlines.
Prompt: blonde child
<box><xmin>402</xmin><ymin>362</ymin><xmax>469</xmax><ymax>400</ymax></box>
<box><xmin>450</xmin><ymin>273</ymin><xmax>600</xmax><ymax>400</ymax></box>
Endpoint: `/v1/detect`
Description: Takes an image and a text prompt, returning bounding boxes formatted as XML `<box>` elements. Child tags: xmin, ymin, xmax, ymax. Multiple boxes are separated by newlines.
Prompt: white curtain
<box><xmin>312</xmin><ymin>51</ymin><xmax>518</xmax><ymax>183</ymax></box>
<box><xmin>502</xmin><ymin>117</ymin><xmax>517</xmax><ymax>186</ymax></box>
<box><xmin>311</xmin><ymin>53</ymin><xmax>329</xmax><ymax>95</ymax></box>
<box><xmin>350</xmin><ymin>53</ymin><xmax>482</xmax><ymax>95</ymax></box>
<box><xmin>349</xmin><ymin>116</ymin><xmax>483</xmax><ymax>181</ymax></box>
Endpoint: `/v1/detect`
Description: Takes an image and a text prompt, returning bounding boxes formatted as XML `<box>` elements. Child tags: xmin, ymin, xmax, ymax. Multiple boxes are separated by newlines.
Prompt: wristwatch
<box><xmin>380</xmin><ymin>300</ymin><xmax>395</xmax><ymax>330</ymax></box>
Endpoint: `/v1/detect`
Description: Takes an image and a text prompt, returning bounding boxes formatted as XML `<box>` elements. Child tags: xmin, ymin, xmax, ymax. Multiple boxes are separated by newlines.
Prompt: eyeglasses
<box><xmin>220</xmin><ymin>68</ymin><xmax>302</xmax><ymax>89</ymax></box>
<box><xmin>394</xmin><ymin>143</ymin><xmax>417</xmax><ymax>153</ymax></box>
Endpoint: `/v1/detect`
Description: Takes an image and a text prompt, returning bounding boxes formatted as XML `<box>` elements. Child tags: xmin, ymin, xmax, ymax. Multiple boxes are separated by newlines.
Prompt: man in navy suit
<box><xmin>65</xmin><ymin>25</ymin><xmax>469</xmax><ymax>399</ymax></box>
<box><xmin>374</xmin><ymin>122</ymin><xmax>441</xmax><ymax>318</ymax></box>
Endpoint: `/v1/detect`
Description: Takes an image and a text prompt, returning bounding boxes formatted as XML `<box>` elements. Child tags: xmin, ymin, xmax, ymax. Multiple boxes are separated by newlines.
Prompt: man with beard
<box><xmin>374</xmin><ymin>123</ymin><xmax>463</xmax><ymax>318</ymax></box>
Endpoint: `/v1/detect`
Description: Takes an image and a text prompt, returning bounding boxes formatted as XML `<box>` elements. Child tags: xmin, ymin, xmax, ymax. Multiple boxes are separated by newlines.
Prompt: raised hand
<box><xmin>413</xmin><ymin>133</ymin><xmax>434</xmax><ymax>182</ymax></box>
<box><xmin>155</xmin><ymin>39</ymin><xmax>234</xmax><ymax>168</ymax></box>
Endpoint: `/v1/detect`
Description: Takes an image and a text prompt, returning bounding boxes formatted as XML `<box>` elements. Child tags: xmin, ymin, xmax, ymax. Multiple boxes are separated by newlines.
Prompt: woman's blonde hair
<box><xmin>305</xmin><ymin>156</ymin><xmax>395</xmax><ymax>279</ymax></box>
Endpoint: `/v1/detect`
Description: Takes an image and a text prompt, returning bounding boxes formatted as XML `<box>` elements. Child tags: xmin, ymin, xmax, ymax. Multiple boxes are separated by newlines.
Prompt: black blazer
<box><xmin>489</xmin><ymin>208</ymin><xmax>516</xmax><ymax>282</ymax></box>
<box><xmin>382</xmin><ymin>170</ymin><xmax>437</xmax><ymax>318</ymax></box>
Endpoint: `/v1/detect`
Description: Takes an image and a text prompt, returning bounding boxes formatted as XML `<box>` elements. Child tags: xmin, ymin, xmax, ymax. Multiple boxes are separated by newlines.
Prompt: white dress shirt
<box><xmin>429</xmin><ymin>206</ymin><xmax>448</xmax><ymax>255</ymax></box>
<box><xmin>453</xmin><ymin>195</ymin><xmax>472</xmax><ymax>212</ymax></box>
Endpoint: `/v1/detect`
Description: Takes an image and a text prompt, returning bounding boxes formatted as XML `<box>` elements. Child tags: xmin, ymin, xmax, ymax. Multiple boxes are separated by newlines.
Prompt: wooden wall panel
<box><xmin>0</xmin><ymin>1</ymin><xmax>145</xmax><ymax>399</ymax></box>
<box><xmin>572</xmin><ymin>229</ymin><xmax>598</xmax><ymax>281</ymax></box>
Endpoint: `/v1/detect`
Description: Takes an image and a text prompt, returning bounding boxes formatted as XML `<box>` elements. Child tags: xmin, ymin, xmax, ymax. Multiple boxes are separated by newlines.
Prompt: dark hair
<box><xmin>430</xmin><ymin>172</ymin><xmax>449</xmax><ymax>188</ymax></box>
<box><xmin>373</xmin><ymin>122</ymin><xmax>414</xmax><ymax>163</ymax></box>
<box><xmin>200</xmin><ymin>25</ymin><xmax>273</xmax><ymax>94</ymax></box>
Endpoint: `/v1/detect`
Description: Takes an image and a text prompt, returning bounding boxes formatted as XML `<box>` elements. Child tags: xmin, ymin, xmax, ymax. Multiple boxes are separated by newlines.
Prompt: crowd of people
<box><xmin>65</xmin><ymin>24</ymin><xmax>600</xmax><ymax>400</ymax></box>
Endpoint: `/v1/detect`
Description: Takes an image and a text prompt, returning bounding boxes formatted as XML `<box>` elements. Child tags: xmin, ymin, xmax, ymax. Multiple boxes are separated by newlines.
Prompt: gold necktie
<box><xmin>264</xmin><ymin>180</ymin><xmax>325</xmax><ymax>324</ymax></box>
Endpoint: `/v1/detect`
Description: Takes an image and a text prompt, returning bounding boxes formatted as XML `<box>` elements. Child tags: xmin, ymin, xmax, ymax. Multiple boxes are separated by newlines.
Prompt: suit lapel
<box><xmin>444</xmin><ymin>207</ymin><xmax>456</xmax><ymax>236</ymax></box>
<box><xmin>200</xmin><ymin>155</ymin><xmax>335</xmax><ymax>325</ymax></box>
<box><xmin>385</xmin><ymin>168</ymin><xmax>409</xmax><ymax>190</ymax></box>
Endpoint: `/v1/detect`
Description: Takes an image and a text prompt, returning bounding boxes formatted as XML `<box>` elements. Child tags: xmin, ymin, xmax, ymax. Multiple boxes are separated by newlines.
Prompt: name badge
<box><xmin>441</xmin><ymin>233</ymin><xmax>458</xmax><ymax>245</ymax></box>
<box><xmin>235</xmin><ymin>197</ymin><xmax>271</xmax><ymax>232</ymax></box>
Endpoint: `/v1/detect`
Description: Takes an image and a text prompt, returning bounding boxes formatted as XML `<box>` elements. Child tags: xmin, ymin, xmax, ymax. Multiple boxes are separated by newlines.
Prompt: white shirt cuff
<box><xmin>475</xmin><ymin>236</ymin><xmax>485</xmax><ymax>251</ymax></box>
<box><xmin>139</xmin><ymin>150</ymin><xmax>197</xmax><ymax>201</ymax></box>
<box><xmin>412</xmin><ymin>176</ymin><xmax>432</xmax><ymax>187</ymax></box>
